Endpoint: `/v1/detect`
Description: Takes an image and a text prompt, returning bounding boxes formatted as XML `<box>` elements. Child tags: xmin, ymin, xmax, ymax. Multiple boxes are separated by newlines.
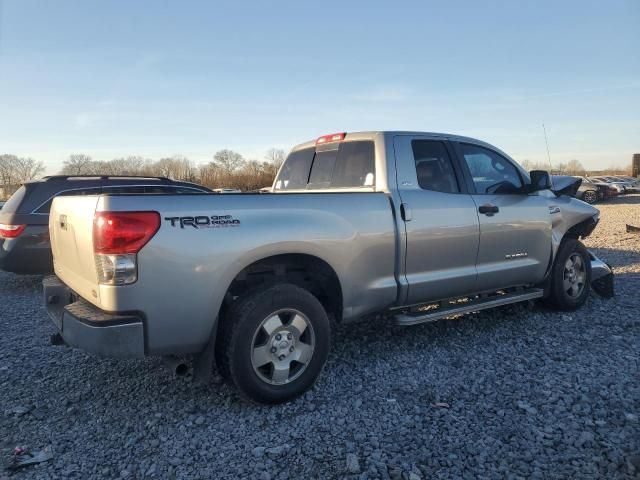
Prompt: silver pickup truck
<box><xmin>44</xmin><ymin>131</ymin><xmax>614</xmax><ymax>403</ymax></box>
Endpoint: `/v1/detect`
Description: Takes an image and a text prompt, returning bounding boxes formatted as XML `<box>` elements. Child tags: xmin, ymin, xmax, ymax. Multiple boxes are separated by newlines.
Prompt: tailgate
<box><xmin>49</xmin><ymin>195</ymin><xmax>101</xmax><ymax>304</ymax></box>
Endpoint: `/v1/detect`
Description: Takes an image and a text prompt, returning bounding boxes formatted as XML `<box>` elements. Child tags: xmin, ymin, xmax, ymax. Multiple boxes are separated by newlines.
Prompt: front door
<box><xmin>454</xmin><ymin>142</ymin><xmax>552</xmax><ymax>291</ymax></box>
<box><xmin>394</xmin><ymin>136</ymin><xmax>480</xmax><ymax>305</ymax></box>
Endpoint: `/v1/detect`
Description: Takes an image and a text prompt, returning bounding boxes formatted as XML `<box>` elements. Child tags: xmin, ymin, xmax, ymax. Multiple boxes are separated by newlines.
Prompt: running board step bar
<box><xmin>393</xmin><ymin>288</ymin><xmax>544</xmax><ymax>326</ymax></box>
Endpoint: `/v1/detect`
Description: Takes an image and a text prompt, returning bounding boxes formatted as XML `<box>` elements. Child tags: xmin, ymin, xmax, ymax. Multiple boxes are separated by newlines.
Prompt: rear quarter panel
<box><xmin>96</xmin><ymin>193</ymin><xmax>398</xmax><ymax>355</ymax></box>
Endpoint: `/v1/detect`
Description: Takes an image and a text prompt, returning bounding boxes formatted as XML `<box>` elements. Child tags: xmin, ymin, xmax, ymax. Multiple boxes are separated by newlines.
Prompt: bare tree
<box><xmin>265</xmin><ymin>148</ymin><xmax>286</xmax><ymax>169</ymax></box>
<box><xmin>14</xmin><ymin>157</ymin><xmax>45</xmax><ymax>182</ymax></box>
<box><xmin>154</xmin><ymin>155</ymin><xmax>197</xmax><ymax>181</ymax></box>
<box><xmin>0</xmin><ymin>154</ymin><xmax>20</xmax><ymax>187</ymax></box>
<box><xmin>212</xmin><ymin>149</ymin><xmax>245</xmax><ymax>175</ymax></box>
<box><xmin>0</xmin><ymin>154</ymin><xmax>46</xmax><ymax>197</ymax></box>
<box><xmin>61</xmin><ymin>154</ymin><xmax>94</xmax><ymax>175</ymax></box>
<box><xmin>565</xmin><ymin>159</ymin><xmax>585</xmax><ymax>175</ymax></box>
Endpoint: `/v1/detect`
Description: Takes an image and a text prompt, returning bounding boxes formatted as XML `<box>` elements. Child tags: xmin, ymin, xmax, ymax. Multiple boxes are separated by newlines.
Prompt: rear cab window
<box><xmin>275</xmin><ymin>140</ymin><xmax>375</xmax><ymax>191</ymax></box>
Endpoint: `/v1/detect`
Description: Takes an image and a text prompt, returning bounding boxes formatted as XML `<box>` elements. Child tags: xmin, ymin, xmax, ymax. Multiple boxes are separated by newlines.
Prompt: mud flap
<box><xmin>192</xmin><ymin>316</ymin><xmax>218</xmax><ymax>384</ymax></box>
<box><xmin>589</xmin><ymin>250</ymin><xmax>615</xmax><ymax>298</ymax></box>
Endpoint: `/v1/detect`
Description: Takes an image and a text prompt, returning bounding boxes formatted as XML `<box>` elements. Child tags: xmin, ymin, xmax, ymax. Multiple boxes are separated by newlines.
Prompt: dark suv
<box><xmin>0</xmin><ymin>175</ymin><xmax>211</xmax><ymax>274</ymax></box>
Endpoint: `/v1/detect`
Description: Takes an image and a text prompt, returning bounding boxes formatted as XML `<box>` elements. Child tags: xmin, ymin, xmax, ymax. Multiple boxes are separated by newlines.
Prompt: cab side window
<box><xmin>411</xmin><ymin>140</ymin><xmax>459</xmax><ymax>193</ymax></box>
<box><xmin>459</xmin><ymin>143</ymin><xmax>523</xmax><ymax>194</ymax></box>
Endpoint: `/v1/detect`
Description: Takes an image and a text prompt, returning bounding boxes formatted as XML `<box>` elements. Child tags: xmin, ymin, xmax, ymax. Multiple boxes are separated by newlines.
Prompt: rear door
<box><xmin>453</xmin><ymin>142</ymin><xmax>552</xmax><ymax>290</ymax></box>
<box><xmin>394</xmin><ymin>135</ymin><xmax>480</xmax><ymax>304</ymax></box>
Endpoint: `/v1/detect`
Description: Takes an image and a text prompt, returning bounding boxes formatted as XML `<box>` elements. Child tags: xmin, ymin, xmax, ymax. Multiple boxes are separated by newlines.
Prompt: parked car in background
<box><xmin>0</xmin><ymin>175</ymin><xmax>211</xmax><ymax>274</ymax></box>
<box><xmin>588</xmin><ymin>177</ymin><xmax>626</xmax><ymax>194</ymax></box>
<box><xmin>608</xmin><ymin>176</ymin><xmax>640</xmax><ymax>192</ymax></box>
<box><xmin>572</xmin><ymin>177</ymin><xmax>604</xmax><ymax>204</ymax></box>
<box><xmin>212</xmin><ymin>188</ymin><xmax>242</xmax><ymax>193</ymax></box>
<box><xmin>582</xmin><ymin>177</ymin><xmax>621</xmax><ymax>198</ymax></box>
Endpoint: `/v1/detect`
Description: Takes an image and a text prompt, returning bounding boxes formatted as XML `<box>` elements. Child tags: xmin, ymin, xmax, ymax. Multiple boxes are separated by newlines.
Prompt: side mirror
<box><xmin>529</xmin><ymin>170</ymin><xmax>552</xmax><ymax>192</ymax></box>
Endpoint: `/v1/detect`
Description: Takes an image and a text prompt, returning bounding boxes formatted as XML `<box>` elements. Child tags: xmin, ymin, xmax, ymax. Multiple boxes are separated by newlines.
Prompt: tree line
<box><xmin>0</xmin><ymin>155</ymin><xmax>46</xmax><ymax>196</ymax></box>
<box><xmin>59</xmin><ymin>148</ymin><xmax>286</xmax><ymax>192</ymax></box>
<box><xmin>520</xmin><ymin>159</ymin><xmax>633</xmax><ymax>176</ymax></box>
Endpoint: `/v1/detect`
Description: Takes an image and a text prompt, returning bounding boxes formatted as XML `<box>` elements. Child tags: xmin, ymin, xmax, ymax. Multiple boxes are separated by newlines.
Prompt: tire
<box><xmin>543</xmin><ymin>239</ymin><xmax>591</xmax><ymax>311</ymax></box>
<box><xmin>217</xmin><ymin>283</ymin><xmax>331</xmax><ymax>404</ymax></box>
<box><xmin>582</xmin><ymin>190</ymin><xmax>598</xmax><ymax>204</ymax></box>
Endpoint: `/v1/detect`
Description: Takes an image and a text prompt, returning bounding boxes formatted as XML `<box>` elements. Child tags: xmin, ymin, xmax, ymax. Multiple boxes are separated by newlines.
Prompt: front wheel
<box><xmin>543</xmin><ymin>239</ymin><xmax>591</xmax><ymax>311</ymax></box>
<box><xmin>218</xmin><ymin>283</ymin><xmax>331</xmax><ymax>404</ymax></box>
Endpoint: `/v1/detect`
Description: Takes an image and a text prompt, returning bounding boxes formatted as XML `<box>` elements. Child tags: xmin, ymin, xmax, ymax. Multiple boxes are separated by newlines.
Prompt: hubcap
<box><xmin>251</xmin><ymin>309</ymin><xmax>315</xmax><ymax>385</ymax></box>
<box><xmin>563</xmin><ymin>253</ymin><xmax>586</xmax><ymax>298</ymax></box>
<box><xmin>584</xmin><ymin>191</ymin><xmax>597</xmax><ymax>203</ymax></box>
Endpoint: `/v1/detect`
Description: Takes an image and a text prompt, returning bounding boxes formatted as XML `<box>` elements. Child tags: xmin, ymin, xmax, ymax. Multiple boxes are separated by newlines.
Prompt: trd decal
<box><xmin>164</xmin><ymin>215</ymin><xmax>241</xmax><ymax>229</ymax></box>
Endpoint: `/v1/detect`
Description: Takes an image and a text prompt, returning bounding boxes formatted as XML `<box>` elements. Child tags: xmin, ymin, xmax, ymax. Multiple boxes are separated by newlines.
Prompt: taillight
<box><xmin>316</xmin><ymin>132</ymin><xmax>346</xmax><ymax>145</ymax></box>
<box><xmin>0</xmin><ymin>224</ymin><xmax>26</xmax><ymax>239</ymax></box>
<box><xmin>93</xmin><ymin>212</ymin><xmax>160</xmax><ymax>285</ymax></box>
<box><xmin>94</xmin><ymin>212</ymin><xmax>160</xmax><ymax>254</ymax></box>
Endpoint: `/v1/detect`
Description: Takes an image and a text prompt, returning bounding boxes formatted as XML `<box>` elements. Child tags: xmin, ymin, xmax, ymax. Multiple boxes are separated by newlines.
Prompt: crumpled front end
<box><xmin>589</xmin><ymin>251</ymin><xmax>615</xmax><ymax>298</ymax></box>
<box><xmin>544</xmin><ymin>193</ymin><xmax>614</xmax><ymax>298</ymax></box>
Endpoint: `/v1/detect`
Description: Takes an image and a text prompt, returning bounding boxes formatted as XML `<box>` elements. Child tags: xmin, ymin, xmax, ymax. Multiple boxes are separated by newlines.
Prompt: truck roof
<box><xmin>290</xmin><ymin>131</ymin><xmax>503</xmax><ymax>153</ymax></box>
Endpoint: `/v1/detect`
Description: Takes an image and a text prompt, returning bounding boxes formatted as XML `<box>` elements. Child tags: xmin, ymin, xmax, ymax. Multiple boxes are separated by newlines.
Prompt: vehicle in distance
<box><xmin>44</xmin><ymin>131</ymin><xmax>614</xmax><ymax>404</ymax></box>
<box><xmin>588</xmin><ymin>176</ymin><xmax>626</xmax><ymax>194</ymax></box>
<box><xmin>212</xmin><ymin>188</ymin><xmax>242</xmax><ymax>193</ymax></box>
<box><xmin>580</xmin><ymin>176</ymin><xmax>621</xmax><ymax>199</ymax></box>
<box><xmin>608</xmin><ymin>175</ymin><xmax>640</xmax><ymax>192</ymax></box>
<box><xmin>571</xmin><ymin>176</ymin><xmax>606</xmax><ymax>204</ymax></box>
<box><xmin>0</xmin><ymin>175</ymin><xmax>211</xmax><ymax>274</ymax></box>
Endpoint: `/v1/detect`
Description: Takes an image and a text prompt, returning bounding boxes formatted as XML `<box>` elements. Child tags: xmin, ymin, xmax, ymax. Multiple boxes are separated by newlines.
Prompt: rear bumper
<box><xmin>43</xmin><ymin>275</ymin><xmax>145</xmax><ymax>358</ymax></box>
<box><xmin>0</xmin><ymin>225</ymin><xmax>53</xmax><ymax>274</ymax></box>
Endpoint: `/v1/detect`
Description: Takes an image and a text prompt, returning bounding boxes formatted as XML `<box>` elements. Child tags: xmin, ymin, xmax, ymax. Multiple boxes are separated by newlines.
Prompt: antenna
<box><xmin>542</xmin><ymin>124</ymin><xmax>553</xmax><ymax>172</ymax></box>
<box><xmin>542</xmin><ymin>123</ymin><xmax>555</xmax><ymax>189</ymax></box>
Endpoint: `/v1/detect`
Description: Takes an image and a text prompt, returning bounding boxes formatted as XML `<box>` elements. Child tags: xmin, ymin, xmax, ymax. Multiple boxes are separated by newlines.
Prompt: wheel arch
<box><xmin>219</xmin><ymin>253</ymin><xmax>344</xmax><ymax>324</ymax></box>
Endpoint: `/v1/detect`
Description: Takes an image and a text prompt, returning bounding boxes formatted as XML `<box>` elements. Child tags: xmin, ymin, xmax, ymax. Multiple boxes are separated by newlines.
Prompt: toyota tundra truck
<box><xmin>43</xmin><ymin>131</ymin><xmax>614</xmax><ymax>403</ymax></box>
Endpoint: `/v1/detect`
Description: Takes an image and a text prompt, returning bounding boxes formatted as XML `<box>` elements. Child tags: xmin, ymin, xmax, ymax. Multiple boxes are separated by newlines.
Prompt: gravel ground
<box><xmin>1</xmin><ymin>195</ymin><xmax>639</xmax><ymax>479</ymax></box>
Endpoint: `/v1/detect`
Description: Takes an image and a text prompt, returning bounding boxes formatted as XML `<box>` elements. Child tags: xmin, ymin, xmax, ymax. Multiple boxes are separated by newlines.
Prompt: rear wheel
<box><xmin>217</xmin><ymin>283</ymin><xmax>330</xmax><ymax>404</ymax></box>
<box><xmin>543</xmin><ymin>239</ymin><xmax>591</xmax><ymax>311</ymax></box>
<box><xmin>582</xmin><ymin>190</ymin><xmax>598</xmax><ymax>204</ymax></box>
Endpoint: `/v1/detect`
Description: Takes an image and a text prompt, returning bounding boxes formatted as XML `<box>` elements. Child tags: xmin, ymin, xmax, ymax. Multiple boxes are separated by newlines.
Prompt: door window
<box><xmin>411</xmin><ymin>140</ymin><xmax>459</xmax><ymax>193</ymax></box>
<box><xmin>459</xmin><ymin>144</ymin><xmax>523</xmax><ymax>194</ymax></box>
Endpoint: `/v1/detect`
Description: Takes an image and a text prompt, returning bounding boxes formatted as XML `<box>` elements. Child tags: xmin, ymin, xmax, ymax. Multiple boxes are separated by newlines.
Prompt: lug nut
<box><xmin>275</xmin><ymin>334</ymin><xmax>282</xmax><ymax>341</ymax></box>
<box><xmin>287</xmin><ymin>333</ymin><xmax>292</xmax><ymax>340</ymax></box>
<box><xmin>270</xmin><ymin>347</ymin><xmax>277</xmax><ymax>353</ymax></box>
<box><xmin>278</xmin><ymin>355</ymin><xmax>285</xmax><ymax>361</ymax></box>
<box><xmin>289</xmin><ymin>346</ymin><xmax>294</xmax><ymax>352</ymax></box>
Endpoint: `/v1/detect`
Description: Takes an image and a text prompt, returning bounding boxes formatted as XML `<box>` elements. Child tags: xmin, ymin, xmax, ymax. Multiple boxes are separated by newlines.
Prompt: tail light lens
<box><xmin>93</xmin><ymin>212</ymin><xmax>160</xmax><ymax>285</ymax></box>
<box><xmin>0</xmin><ymin>224</ymin><xmax>26</xmax><ymax>239</ymax></box>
